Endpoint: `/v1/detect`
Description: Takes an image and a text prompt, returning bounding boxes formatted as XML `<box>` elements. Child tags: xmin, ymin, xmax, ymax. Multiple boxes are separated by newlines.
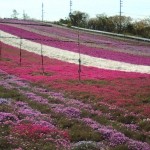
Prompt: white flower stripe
<box><xmin>1</xmin><ymin>30</ymin><xmax>150</xmax><ymax>74</ymax></box>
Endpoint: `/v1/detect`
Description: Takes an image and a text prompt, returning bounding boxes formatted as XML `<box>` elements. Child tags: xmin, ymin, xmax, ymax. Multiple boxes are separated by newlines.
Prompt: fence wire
<box><xmin>0</xmin><ymin>20</ymin><xmax>150</xmax><ymax>81</ymax></box>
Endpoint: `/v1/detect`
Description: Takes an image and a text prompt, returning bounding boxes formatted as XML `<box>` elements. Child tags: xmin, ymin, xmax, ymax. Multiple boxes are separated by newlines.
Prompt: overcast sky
<box><xmin>0</xmin><ymin>0</ymin><xmax>150</xmax><ymax>21</ymax></box>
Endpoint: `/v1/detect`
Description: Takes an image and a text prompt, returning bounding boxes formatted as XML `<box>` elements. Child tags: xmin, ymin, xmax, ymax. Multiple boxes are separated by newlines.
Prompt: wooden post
<box><xmin>19</xmin><ymin>37</ymin><xmax>22</xmax><ymax>65</ymax></box>
<box><xmin>78</xmin><ymin>28</ymin><xmax>81</xmax><ymax>81</ymax></box>
<box><xmin>41</xmin><ymin>43</ymin><xmax>44</xmax><ymax>74</ymax></box>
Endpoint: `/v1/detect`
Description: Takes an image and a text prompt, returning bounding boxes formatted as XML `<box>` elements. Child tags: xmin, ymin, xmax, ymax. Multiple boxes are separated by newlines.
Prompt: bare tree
<box><xmin>23</xmin><ymin>11</ymin><xmax>30</xmax><ymax>20</ymax></box>
<box><xmin>11</xmin><ymin>9</ymin><xmax>19</xmax><ymax>19</ymax></box>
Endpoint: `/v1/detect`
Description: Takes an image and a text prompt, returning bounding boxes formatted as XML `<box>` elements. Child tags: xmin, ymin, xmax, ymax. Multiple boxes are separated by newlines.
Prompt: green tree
<box><xmin>108</xmin><ymin>15</ymin><xmax>132</xmax><ymax>33</ymax></box>
<box><xmin>88</xmin><ymin>18</ymin><xmax>98</xmax><ymax>30</ymax></box>
<box><xmin>88</xmin><ymin>14</ymin><xmax>118</xmax><ymax>32</ymax></box>
<box><xmin>96</xmin><ymin>14</ymin><xmax>109</xmax><ymax>31</ymax></box>
<box><xmin>133</xmin><ymin>19</ymin><xmax>150</xmax><ymax>38</ymax></box>
<box><xmin>70</xmin><ymin>11</ymin><xmax>89</xmax><ymax>27</ymax></box>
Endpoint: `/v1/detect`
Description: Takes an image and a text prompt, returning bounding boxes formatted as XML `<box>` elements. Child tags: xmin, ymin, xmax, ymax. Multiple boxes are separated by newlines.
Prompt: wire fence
<box><xmin>1</xmin><ymin>35</ymin><xmax>150</xmax><ymax>48</ymax></box>
<box><xmin>0</xmin><ymin>21</ymin><xmax>150</xmax><ymax>80</ymax></box>
<box><xmin>0</xmin><ymin>22</ymin><xmax>83</xmax><ymax>80</ymax></box>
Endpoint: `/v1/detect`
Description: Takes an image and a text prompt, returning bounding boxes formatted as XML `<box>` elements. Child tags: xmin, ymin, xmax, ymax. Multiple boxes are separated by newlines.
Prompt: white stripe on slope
<box><xmin>0</xmin><ymin>30</ymin><xmax>150</xmax><ymax>74</ymax></box>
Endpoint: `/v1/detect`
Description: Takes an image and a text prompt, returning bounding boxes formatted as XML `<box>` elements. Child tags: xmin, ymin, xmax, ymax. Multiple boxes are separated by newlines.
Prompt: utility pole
<box><xmin>19</xmin><ymin>36</ymin><xmax>22</xmax><ymax>66</ymax></box>
<box><xmin>119</xmin><ymin>0</ymin><xmax>123</xmax><ymax>33</ymax></box>
<box><xmin>69</xmin><ymin>0</ymin><xmax>72</xmax><ymax>17</ymax></box>
<box><xmin>42</xmin><ymin>2</ymin><xmax>44</xmax><ymax>22</ymax></box>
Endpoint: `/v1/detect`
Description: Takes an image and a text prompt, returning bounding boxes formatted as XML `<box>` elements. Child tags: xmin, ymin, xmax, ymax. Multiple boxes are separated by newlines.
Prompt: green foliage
<box><xmin>133</xmin><ymin>133</ymin><xmax>147</xmax><ymax>142</ymax></box>
<box><xmin>83</xmin><ymin>79</ymin><xmax>109</xmax><ymax>86</ymax></box>
<box><xmin>0</xmin><ymin>86</ymin><xmax>27</xmax><ymax>102</ymax></box>
<box><xmin>72</xmin><ymin>142</ymin><xmax>98</xmax><ymax>150</ymax></box>
<box><xmin>0</xmin><ymin>125</ymin><xmax>10</xmax><ymax>136</ymax></box>
<box><xmin>139</xmin><ymin>120</ymin><xmax>150</xmax><ymax>132</ymax></box>
<box><xmin>81</xmin><ymin>110</ymin><xmax>109</xmax><ymax>125</ymax></box>
<box><xmin>69</xmin><ymin>122</ymin><xmax>102</xmax><ymax>142</ymax></box>
<box><xmin>117</xmin><ymin>115</ymin><xmax>137</xmax><ymax>124</ymax></box>
<box><xmin>27</xmin><ymin>100</ymin><xmax>51</xmax><ymax>114</ymax></box>
<box><xmin>0</xmin><ymin>125</ymin><xmax>13</xmax><ymax>150</ymax></box>
<box><xmin>0</xmin><ymin>138</ymin><xmax>13</xmax><ymax>150</ymax></box>
<box><xmin>56</xmin><ymin>117</ymin><xmax>103</xmax><ymax>142</ymax></box>
<box><xmin>136</xmin><ymin>93</ymin><xmax>150</xmax><ymax>104</ymax></box>
<box><xmin>67</xmin><ymin>22</ymin><xmax>72</xmax><ymax>28</ymax></box>
<box><xmin>110</xmin><ymin>144</ymin><xmax>128</xmax><ymax>150</ymax></box>
<box><xmin>0</xmin><ymin>104</ymin><xmax>13</xmax><ymax>113</ymax></box>
<box><xmin>69</xmin><ymin>11</ymin><xmax>89</xmax><ymax>27</ymax></box>
<box><xmin>58</xmin><ymin>12</ymin><xmax>150</xmax><ymax>38</ymax></box>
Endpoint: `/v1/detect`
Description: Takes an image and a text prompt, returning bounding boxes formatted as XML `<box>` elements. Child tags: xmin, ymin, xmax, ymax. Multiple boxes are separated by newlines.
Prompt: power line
<box><xmin>0</xmin><ymin>35</ymin><xmax>149</xmax><ymax>46</ymax></box>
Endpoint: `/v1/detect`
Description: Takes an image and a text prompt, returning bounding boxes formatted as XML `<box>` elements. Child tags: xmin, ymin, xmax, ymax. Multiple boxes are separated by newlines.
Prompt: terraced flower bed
<box><xmin>0</xmin><ymin>24</ymin><xmax>150</xmax><ymax>65</ymax></box>
<box><xmin>0</xmin><ymin>20</ymin><xmax>150</xmax><ymax>149</ymax></box>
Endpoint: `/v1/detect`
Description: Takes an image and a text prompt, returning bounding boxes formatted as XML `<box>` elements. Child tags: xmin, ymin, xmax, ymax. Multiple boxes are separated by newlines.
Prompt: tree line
<box><xmin>58</xmin><ymin>11</ymin><xmax>150</xmax><ymax>39</ymax></box>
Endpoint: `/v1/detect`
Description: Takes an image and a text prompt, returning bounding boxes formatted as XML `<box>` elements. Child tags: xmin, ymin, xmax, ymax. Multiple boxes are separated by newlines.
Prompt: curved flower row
<box><xmin>1</xmin><ymin>31</ymin><xmax>150</xmax><ymax>74</ymax></box>
<box><xmin>0</xmin><ymin>69</ymin><xmax>150</xmax><ymax>150</ymax></box>
<box><xmin>0</xmin><ymin>24</ymin><xmax>150</xmax><ymax>66</ymax></box>
<box><xmin>0</xmin><ymin>43</ymin><xmax>149</xmax><ymax>118</ymax></box>
<box><xmin>3</xmin><ymin>20</ymin><xmax>150</xmax><ymax>56</ymax></box>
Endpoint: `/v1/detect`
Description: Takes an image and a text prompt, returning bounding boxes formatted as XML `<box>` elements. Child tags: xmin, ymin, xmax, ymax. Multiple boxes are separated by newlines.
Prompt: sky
<box><xmin>0</xmin><ymin>0</ymin><xmax>150</xmax><ymax>21</ymax></box>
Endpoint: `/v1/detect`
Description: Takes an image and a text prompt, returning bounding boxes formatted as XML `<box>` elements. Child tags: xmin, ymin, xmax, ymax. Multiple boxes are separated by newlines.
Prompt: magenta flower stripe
<box><xmin>0</xmin><ymin>24</ymin><xmax>150</xmax><ymax>66</ymax></box>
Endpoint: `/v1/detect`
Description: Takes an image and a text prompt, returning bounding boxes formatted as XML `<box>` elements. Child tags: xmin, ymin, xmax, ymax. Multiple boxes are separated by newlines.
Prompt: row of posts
<box><xmin>20</xmin><ymin>38</ymin><xmax>45</xmax><ymax>74</ymax></box>
<box><xmin>0</xmin><ymin>31</ymin><xmax>82</xmax><ymax>81</ymax></box>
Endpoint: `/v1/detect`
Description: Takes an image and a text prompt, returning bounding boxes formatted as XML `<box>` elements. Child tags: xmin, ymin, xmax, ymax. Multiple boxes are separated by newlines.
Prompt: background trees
<box><xmin>87</xmin><ymin>15</ymin><xmax>132</xmax><ymax>33</ymax></box>
<box><xmin>58</xmin><ymin>11</ymin><xmax>150</xmax><ymax>38</ymax></box>
<box><xmin>8</xmin><ymin>9</ymin><xmax>150</xmax><ymax>39</ymax></box>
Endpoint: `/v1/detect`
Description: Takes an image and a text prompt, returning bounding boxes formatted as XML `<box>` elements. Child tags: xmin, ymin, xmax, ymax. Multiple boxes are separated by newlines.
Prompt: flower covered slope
<box><xmin>0</xmin><ymin>23</ymin><xmax>150</xmax><ymax>73</ymax></box>
<box><xmin>0</xmin><ymin>19</ymin><xmax>150</xmax><ymax>150</ymax></box>
<box><xmin>0</xmin><ymin>67</ymin><xmax>150</xmax><ymax>150</ymax></box>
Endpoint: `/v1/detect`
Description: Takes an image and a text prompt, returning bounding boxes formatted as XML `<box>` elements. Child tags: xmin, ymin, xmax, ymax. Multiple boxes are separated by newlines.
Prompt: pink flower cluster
<box><xmin>0</xmin><ymin>112</ymin><xmax>18</xmax><ymax>125</ymax></box>
<box><xmin>0</xmin><ymin>68</ymin><xmax>150</xmax><ymax>149</ymax></box>
<box><xmin>12</xmin><ymin>123</ymin><xmax>69</xmax><ymax>140</ymax></box>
